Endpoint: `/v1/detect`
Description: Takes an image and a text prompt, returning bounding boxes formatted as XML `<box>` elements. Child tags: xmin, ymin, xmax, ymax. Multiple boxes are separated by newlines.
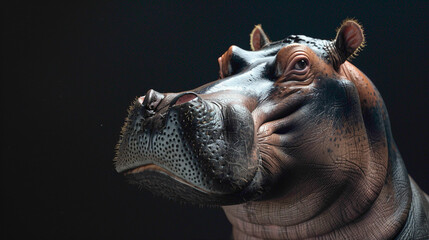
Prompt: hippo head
<box><xmin>115</xmin><ymin>20</ymin><xmax>384</xmax><ymax>206</ymax></box>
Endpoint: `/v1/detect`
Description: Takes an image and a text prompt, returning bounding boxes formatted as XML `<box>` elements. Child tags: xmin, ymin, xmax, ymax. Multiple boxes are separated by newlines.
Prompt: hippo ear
<box><xmin>333</xmin><ymin>19</ymin><xmax>365</xmax><ymax>66</ymax></box>
<box><xmin>250</xmin><ymin>24</ymin><xmax>271</xmax><ymax>51</ymax></box>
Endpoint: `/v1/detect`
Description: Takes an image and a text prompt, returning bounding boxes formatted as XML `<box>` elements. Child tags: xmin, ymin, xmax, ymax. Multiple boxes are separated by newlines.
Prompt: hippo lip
<box><xmin>124</xmin><ymin>163</ymin><xmax>165</xmax><ymax>175</ymax></box>
<box><xmin>124</xmin><ymin>163</ymin><xmax>211</xmax><ymax>194</ymax></box>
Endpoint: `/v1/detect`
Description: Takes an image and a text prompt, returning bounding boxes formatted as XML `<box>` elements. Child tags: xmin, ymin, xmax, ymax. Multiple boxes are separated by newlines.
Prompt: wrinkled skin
<box><xmin>115</xmin><ymin>20</ymin><xmax>429</xmax><ymax>239</ymax></box>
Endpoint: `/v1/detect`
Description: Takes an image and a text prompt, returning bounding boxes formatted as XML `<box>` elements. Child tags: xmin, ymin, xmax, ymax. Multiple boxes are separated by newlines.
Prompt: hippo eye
<box><xmin>294</xmin><ymin>59</ymin><xmax>308</xmax><ymax>70</ymax></box>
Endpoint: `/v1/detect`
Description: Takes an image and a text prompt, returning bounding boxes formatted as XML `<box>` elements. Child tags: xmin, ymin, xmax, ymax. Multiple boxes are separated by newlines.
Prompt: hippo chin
<box><xmin>115</xmin><ymin>20</ymin><xmax>429</xmax><ymax>239</ymax></box>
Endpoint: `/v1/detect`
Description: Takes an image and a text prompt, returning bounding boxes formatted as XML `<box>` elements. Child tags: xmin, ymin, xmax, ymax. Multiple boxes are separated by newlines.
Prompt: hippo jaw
<box><xmin>115</xmin><ymin>92</ymin><xmax>264</xmax><ymax>205</ymax></box>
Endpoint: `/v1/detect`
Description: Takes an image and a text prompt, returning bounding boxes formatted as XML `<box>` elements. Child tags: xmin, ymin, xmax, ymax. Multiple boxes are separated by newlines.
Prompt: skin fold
<box><xmin>115</xmin><ymin>20</ymin><xmax>429</xmax><ymax>239</ymax></box>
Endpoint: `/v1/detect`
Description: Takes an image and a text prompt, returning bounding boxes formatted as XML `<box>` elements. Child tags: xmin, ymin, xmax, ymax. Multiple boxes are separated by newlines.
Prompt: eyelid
<box><xmin>287</xmin><ymin>56</ymin><xmax>310</xmax><ymax>74</ymax></box>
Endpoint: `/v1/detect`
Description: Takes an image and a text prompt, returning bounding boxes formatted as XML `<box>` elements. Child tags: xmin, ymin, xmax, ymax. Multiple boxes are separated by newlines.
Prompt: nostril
<box><xmin>175</xmin><ymin>94</ymin><xmax>198</xmax><ymax>106</ymax></box>
<box><xmin>143</xmin><ymin>89</ymin><xmax>164</xmax><ymax>110</ymax></box>
<box><xmin>171</xmin><ymin>93</ymin><xmax>198</xmax><ymax>107</ymax></box>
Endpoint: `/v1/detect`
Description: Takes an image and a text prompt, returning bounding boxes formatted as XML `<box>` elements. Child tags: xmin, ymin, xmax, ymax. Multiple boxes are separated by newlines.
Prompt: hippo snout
<box><xmin>114</xmin><ymin>89</ymin><xmax>261</xmax><ymax>203</ymax></box>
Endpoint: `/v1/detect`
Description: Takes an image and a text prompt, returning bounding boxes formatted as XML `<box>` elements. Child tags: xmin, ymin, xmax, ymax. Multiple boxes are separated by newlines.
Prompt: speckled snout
<box><xmin>115</xmin><ymin>89</ymin><xmax>260</xmax><ymax>196</ymax></box>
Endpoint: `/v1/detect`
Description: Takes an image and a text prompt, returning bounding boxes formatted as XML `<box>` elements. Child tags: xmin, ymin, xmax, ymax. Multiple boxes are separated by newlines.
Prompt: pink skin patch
<box><xmin>173</xmin><ymin>94</ymin><xmax>197</xmax><ymax>106</ymax></box>
<box><xmin>138</xmin><ymin>96</ymin><xmax>145</xmax><ymax>105</ymax></box>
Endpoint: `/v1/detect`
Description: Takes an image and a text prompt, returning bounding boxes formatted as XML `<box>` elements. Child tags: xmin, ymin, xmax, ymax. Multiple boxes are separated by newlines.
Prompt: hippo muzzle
<box><xmin>115</xmin><ymin>88</ymin><xmax>263</xmax><ymax>204</ymax></box>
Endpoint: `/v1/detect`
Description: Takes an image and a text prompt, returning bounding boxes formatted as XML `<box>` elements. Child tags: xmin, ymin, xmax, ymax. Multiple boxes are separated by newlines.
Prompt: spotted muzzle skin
<box><xmin>115</xmin><ymin>91</ymin><xmax>263</xmax><ymax>204</ymax></box>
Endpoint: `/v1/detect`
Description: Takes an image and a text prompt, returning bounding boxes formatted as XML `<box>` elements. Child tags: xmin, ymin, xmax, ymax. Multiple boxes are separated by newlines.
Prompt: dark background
<box><xmin>3</xmin><ymin>1</ymin><xmax>428</xmax><ymax>239</ymax></box>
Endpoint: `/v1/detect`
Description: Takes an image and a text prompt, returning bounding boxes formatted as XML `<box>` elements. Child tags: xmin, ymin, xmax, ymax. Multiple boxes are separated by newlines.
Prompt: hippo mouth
<box><xmin>124</xmin><ymin>163</ymin><xmax>212</xmax><ymax>194</ymax></box>
<box><xmin>115</xmin><ymin>92</ymin><xmax>262</xmax><ymax>204</ymax></box>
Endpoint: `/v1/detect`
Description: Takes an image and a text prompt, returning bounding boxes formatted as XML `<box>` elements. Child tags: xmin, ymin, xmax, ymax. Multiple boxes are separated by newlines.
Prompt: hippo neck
<box><xmin>222</xmin><ymin>144</ymin><xmax>411</xmax><ymax>240</ymax></box>
<box><xmin>222</xmin><ymin>63</ymin><xmax>412</xmax><ymax>240</ymax></box>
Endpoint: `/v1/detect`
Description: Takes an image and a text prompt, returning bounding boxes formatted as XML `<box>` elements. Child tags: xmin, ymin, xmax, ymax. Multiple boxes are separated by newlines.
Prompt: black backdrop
<box><xmin>3</xmin><ymin>1</ymin><xmax>428</xmax><ymax>239</ymax></box>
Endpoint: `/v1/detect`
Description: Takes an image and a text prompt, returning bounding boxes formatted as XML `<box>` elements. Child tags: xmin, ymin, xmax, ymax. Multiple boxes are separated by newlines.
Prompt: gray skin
<box><xmin>115</xmin><ymin>20</ymin><xmax>429</xmax><ymax>239</ymax></box>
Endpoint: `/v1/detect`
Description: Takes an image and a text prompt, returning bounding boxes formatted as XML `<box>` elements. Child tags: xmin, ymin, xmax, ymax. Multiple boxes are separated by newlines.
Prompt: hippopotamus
<box><xmin>114</xmin><ymin>20</ymin><xmax>429</xmax><ymax>239</ymax></box>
